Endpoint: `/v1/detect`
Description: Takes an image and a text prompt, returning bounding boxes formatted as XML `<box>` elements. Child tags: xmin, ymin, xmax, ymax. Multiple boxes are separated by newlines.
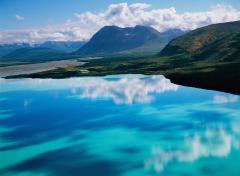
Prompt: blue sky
<box><xmin>1</xmin><ymin>0</ymin><xmax>239</xmax><ymax>30</ymax></box>
<box><xmin>0</xmin><ymin>0</ymin><xmax>240</xmax><ymax>43</ymax></box>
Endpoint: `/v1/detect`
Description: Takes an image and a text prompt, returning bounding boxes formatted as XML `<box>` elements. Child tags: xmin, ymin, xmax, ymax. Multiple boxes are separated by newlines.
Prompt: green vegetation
<box><xmin>160</xmin><ymin>20</ymin><xmax>240</xmax><ymax>59</ymax></box>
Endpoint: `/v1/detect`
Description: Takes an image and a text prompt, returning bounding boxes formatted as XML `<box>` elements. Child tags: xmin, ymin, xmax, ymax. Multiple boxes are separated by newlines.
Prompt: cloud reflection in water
<box><xmin>213</xmin><ymin>94</ymin><xmax>238</xmax><ymax>104</ymax></box>
<box><xmin>73</xmin><ymin>75</ymin><xmax>178</xmax><ymax>104</ymax></box>
<box><xmin>0</xmin><ymin>75</ymin><xmax>178</xmax><ymax>104</ymax></box>
<box><xmin>145</xmin><ymin>125</ymin><xmax>240</xmax><ymax>173</ymax></box>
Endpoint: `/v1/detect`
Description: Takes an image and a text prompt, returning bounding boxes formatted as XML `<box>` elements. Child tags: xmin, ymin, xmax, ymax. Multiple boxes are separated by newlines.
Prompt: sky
<box><xmin>0</xmin><ymin>0</ymin><xmax>240</xmax><ymax>43</ymax></box>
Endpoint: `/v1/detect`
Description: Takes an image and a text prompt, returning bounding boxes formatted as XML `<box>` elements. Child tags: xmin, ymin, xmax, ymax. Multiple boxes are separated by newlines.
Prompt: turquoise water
<box><xmin>0</xmin><ymin>75</ymin><xmax>240</xmax><ymax>176</ymax></box>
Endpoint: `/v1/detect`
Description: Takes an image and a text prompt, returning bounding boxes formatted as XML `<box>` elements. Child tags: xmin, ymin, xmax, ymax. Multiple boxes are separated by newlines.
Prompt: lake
<box><xmin>0</xmin><ymin>75</ymin><xmax>240</xmax><ymax>176</ymax></box>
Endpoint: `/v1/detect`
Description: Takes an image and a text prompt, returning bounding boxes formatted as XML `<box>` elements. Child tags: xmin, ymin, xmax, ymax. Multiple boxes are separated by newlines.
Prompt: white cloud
<box><xmin>1</xmin><ymin>3</ymin><xmax>240</xmax><ymax>43</ymax></box>
<box><xmin>15</xmin><ymin>14</ymin><xmax>25</xmax><ymax>21</ymax></box>
<box><xmin>213</xmin><ymin>94</ymin><xmax>238</xmax><ymax>104</ymax></box>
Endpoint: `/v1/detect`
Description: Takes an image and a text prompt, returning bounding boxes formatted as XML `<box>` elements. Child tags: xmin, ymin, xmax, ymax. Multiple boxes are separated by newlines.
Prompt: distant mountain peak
<box><xmin>76</xmin><ymin>25</ymin><xmax>184</xmax><ymax>56</ymax></box>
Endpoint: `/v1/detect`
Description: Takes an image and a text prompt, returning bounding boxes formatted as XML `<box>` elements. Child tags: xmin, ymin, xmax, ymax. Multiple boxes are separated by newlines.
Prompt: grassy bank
<box><xmin>6</xmin><ymin>55</ymin><xmax>240</xmax><ymax>95</ymax></box>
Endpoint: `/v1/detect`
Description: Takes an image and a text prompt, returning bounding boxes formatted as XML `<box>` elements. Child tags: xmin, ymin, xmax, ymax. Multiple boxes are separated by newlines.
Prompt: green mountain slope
<box><xmin>160</xmin><ymin>20</ymin><xmax>240</xmax><ymax>60</ymax></box>
<box><xmin>194</xmin><ymin>31</ymin><xmax>240</xmax><ymax>61</ymax></box>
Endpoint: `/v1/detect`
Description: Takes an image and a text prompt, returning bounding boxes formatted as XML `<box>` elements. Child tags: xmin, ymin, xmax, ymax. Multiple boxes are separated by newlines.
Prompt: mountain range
<box><xmin>0</xmin><ymin>43</ymin><xmax>32</xmax><ymax>58</ymax></box>
<box><xmin>76</xmin><ymin>25</ymin><xmax>184</xmax><ymax>56</ymax></box>
<box><xmin>0</xmin><ymin>41</ymin><xmax>86</xmax><ymax>62</ymax></box>
<box><xmin>1</xmin><ymin>21</ymin><xmax>239</xmax><ymax>65</ymax></box>
<box><xmin>2</xmin><ymin>48</ymin><xmax>68</xmax><ymax>62</ymax></box>
<box><xmin>1</xmin><ymin>25</ymin><xmax>184</xmax><ymax>61</ymax></box>
<box><xmin>37</xmin><ymin>41</ymin><xmax>86</xmax><ymax>53</ymax></box>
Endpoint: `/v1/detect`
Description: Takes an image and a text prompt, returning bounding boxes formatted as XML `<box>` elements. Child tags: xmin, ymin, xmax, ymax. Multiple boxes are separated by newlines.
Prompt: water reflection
<box><xmin>0</xmin><ymin>75</ymin><xmax>178</xmax><ymax>104</ymax></box>
<box><xmin>213</xmin><ymin>94</ymin><xmax>239</xmax><ymax>104</ymax></box>
<box><xmin>0</xmin><ymin>75</ymin><xmax>240</xmax><ymax>176</ymax></box>
<box><xmin>73</xmin><ymin>75</ymin><xmax>178</xmax><ymax>104</ymax></box>
<box><xmin>145</xmin><ymin>126</ymin><xmax>240</xmax><ymax>173</ymax></box>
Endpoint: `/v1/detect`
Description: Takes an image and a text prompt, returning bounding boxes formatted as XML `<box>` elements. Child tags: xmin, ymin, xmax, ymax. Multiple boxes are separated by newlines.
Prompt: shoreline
<box><xmin>4</xmin><ymin>71</ymin><xmax>240</xmax><ymax>95</ymax></box>
<box><xmin>2</xmin><ymin>56</ymin><xmax>239</xmax><ymax>95</ymax></box>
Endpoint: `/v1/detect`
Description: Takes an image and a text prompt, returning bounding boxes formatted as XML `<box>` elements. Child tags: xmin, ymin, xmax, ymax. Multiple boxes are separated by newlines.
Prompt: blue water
<box><xmin>0</xmin><ymin>75</ymin><xmax>240</xmax><ymax>176</ymax></box>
